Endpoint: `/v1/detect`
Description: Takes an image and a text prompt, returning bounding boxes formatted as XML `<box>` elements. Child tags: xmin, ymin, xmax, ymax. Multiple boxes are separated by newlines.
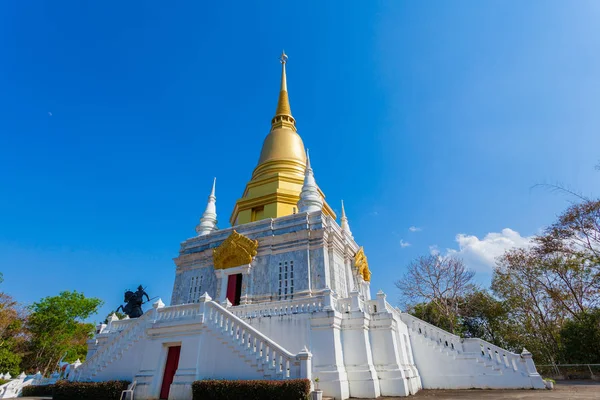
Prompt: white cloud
<box><xmin>429</xmin><ymin>245</ymin><xmax>440</xmax><ymax>255</ymax></box>
<box><xmin>409</xmin><ymin>226</ymin><xmax>422</xmax><ymax>232</ymax></box>
<box><xmin>48</xmin><ymin>112</ymin><xmax>52</xmax><ymax>117</ymax></box>
<box><xmin>445</xmin><ymin>228</ymin><xmax>533</xmax><ymax>272</ymax></box>
<box><xmin>400</xmin><ymin>239</ymin><xmax>411</xmax><ymax>248</ymax></box>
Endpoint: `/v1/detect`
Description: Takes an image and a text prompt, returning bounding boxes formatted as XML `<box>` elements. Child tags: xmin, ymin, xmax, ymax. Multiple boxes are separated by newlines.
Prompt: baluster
<box><xmin>259</xmin><ymin>341</ymin><xmax>263</xmax><ymax>359</ymax></box>
<box><xmin>278</xmin><ymin>354</ymin><xmax>283</xmax><ymax>373</ymax></box>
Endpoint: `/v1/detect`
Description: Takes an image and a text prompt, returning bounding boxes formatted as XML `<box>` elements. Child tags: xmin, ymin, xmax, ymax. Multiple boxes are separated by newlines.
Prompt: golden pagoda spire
<box><xmin>271</xmin><ymin>51</ymin><xmax>296</xmax><ymax>130</ymax></box>
<box><xmin>229</xmin><ymin>52</ymin><xmax>336</xmax><ymax>226</ymax></box>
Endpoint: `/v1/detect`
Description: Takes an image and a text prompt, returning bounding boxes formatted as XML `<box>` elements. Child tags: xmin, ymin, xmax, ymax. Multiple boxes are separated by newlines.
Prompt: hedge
<box><xmin>22</xmin><ymin>384</ymin><xmax>55</xmax><ymax>397</ymax></box>
<box><xmin>192</xmin><ymin>379</ymin><xmax>311</xmax><ymax>400</ymax></box>
<box><xmin>53</xmin><ymin>380</ymin><xmax>130</xmax><ymax>400</ymax></box>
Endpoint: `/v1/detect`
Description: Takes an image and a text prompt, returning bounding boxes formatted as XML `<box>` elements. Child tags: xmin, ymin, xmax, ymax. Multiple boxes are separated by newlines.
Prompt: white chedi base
<box><xmin>73</xmin><ymin>289</ymin><xmax>543</xmax><ymax>399</ymax></box>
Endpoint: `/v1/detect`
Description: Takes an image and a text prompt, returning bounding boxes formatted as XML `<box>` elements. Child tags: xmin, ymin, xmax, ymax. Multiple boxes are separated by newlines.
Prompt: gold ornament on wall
<box><xmin>213</xmin><ymin>230</ymin><xmax>259</xmax><ymax>270</ymax></box>
<box><xmin>354</xmin><ymin>247</ymin><xmax>371</xmax><ymax>282</ymax></box>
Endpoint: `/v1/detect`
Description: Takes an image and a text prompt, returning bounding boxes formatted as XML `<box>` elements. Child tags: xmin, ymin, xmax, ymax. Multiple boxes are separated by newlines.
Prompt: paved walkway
<box><xmin>405</xmin><ymin>381</ymin><xmax>600</xmax><ymax>400</ymax></box>
<box><xmin>10</xmin><ymin>381</ymin><xmax>600</xmax><ymax>400</ymax></box>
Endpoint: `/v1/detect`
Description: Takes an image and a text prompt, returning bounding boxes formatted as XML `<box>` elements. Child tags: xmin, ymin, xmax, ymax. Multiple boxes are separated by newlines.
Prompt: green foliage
<box><xmin>0</xmin><ymin>347</ymin><xmax>21</xmax><ymax>376</ymax></box>
<box><xmin>52</xmin><ymin>380</ymin><xmax>130</xmax><ymax>400</ymax></box>
<box><xmin>22</xmin><ymin>384</ymin><xmax>55</xmax><ymax>397</ymax></box>
<box><xmin>192</xmin><ymin>379</ymin><xmax>311</xmax><ymax>400</ymax></box>
<box><xmin>560</xmin><ymin>308</ymin><xmax>600</xmax><ymax>363</ymax></box>
<box><xmin>23</xmin><ymin>291</ymin><xmax>103</xmax><ymax>374</ymax></box>
<box><xmin>0</xmin><ymin>292</ymin><xmax>27</xmax><ymax>376</ymax></box>
<box><xmin>0</xmin><ymin>379</ymin><xmax>8</xmax><ymax>386</ymax></box>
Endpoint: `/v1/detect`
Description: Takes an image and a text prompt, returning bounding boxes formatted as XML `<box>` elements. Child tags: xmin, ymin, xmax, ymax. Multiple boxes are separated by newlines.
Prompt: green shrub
<box><xmin>192</xmin><ymin>379</ymin><xmax>311</xmax><ymax>400</ymax></box>
<box><xmin>53</xmin><ymin>380</ymin><xmax>130</xmax><ymax>400</ymax></box>
<box><xmin>0</xmin><ymin>379</ymin><xmax>8</xmax><ymax>386</ymax></box>
<box><xmin>22</xmin><ymin>384</ymin><xmax>55</xmax><ymax>397</ymax></box>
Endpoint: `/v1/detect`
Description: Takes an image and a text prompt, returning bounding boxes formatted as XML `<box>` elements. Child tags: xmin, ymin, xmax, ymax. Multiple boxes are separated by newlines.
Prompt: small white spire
<box><xmin>340</xmin><ymin>200</ymin><xmax>353</xmax><ymax>238</ymax></box>
<box><xmin>196</xmin><ymin>178</ymin><xmax>218</xmax><ymax>236</ymax></box>
<box><xmin>298</xmin><ymin>150</ymin><xmax>323</xmax><ymax>213</ymax></box>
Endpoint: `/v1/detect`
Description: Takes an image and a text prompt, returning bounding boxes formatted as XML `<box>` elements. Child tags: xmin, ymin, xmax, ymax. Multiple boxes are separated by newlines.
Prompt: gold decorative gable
<box><xmin>213</xmin><ymin>230</ymin><xmax>259</xmax><ymax>270</ymax></box>
<box><xmin>354</xmin><ymin>247</ymin><xmax>371</xmax><ymax>282</ymax></box>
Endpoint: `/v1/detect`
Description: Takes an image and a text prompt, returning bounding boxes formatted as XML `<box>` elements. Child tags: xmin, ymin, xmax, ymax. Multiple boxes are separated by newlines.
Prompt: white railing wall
<box><xmin>205</xmin><ymin>300</ymin><xmax>305</xmax><ymax>379</ymax></box>
<box><xmin>74</xmin><ymin>295</ymin><xmax>311</xmax><ymax>382</ymax></box>
<box><xmin>231</xmin><ymin>296</ymin><xmax>325</xmax><ymax>319</ymax></box>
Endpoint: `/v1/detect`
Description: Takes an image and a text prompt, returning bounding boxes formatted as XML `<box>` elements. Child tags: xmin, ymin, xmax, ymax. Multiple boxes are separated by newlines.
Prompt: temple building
<box><xmin>73</xmin><ymin>54</ymin><xmax>545</xmax><ymax>399</ymax></box>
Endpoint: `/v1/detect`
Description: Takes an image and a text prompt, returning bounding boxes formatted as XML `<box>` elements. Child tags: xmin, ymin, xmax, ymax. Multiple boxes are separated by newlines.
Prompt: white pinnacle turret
<box><xmin>340</xmin><ymin>200</ymin><xmax>353</xmax><ymax>238</ymax></box>
<box><xmin>196</xmin><ymin>178</ymin><xmax>218</xmax><ymax>236</ymax></box>
<box><xmin>297</xmin><ymin>150</ymin><xmax>323</xmax><ymax>214</ymax></box>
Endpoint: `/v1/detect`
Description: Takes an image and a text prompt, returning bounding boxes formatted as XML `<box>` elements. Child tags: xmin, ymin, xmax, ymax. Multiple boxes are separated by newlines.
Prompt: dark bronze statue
<box><xmin>116</xmin><ymin>285</ymin><xmax>150</xmax><ymax>318</ymax></box>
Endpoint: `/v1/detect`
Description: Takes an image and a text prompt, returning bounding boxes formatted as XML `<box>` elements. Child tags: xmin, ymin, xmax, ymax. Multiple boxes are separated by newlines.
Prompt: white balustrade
<box><xmin>231</xmin><ymin>297</ymin><xmax>324</xmax><ymax>319</ymax></box>
<box><xmin>401</xmin><ymin>312</ymin><xmax>528</xmax><ymax>375</ymax></box>
<box><xmin>205</xmin><ymin>301</ymin><xmax>303</xmax><ymax>379</ymax></box>
<box><xmin>400</xmin><ymin>313</ymin><xmax>463</xmax><ymax>353</ymax></box>
<box><xmin>462</xmin><ymin>339</ymin><xmax>523</xmax><ymax>373</ymax></box>
<box><xmin>156</xmin><ymin>303</ymin><xmax>201</xmax><ymax>321</ymax></box>
<box><xmin>75</xmin><ymin>312</ymin><xmax>151</xmax><ymax>381</ymax></box>
<box><xmin>74</xmin><ymin>297</ymin><xmax>310</xmax><ymax>382</ymax></box>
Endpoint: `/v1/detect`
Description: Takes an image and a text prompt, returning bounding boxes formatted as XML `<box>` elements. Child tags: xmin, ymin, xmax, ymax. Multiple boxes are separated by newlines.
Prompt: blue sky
<box><xmin>1</xmin><ymin>1</ymin><xmax>598</xmax><ymax>320</ymax></box>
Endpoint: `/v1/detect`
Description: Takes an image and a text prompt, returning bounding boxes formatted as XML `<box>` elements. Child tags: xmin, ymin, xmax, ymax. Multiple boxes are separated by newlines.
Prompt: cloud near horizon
<box><xmin>444</xmin><ymin>228</ymin><xmax>533</xmax><ymax>272</ymax></box>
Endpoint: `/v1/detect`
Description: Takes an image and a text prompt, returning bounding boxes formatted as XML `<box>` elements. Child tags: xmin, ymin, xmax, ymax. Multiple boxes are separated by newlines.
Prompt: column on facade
<box><xmin>340</xmin><ymin>291</ymin><xmax>381</xmax><ymax>398</ymax></box>
<box><xmin>309</xmin><ymin>309</ymin><xmax>349</xmax><ymax>400</ymax></box>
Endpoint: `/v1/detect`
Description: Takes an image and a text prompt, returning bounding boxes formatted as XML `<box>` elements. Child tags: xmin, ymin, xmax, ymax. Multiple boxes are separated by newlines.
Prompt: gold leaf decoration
<box><xmin>354</xmin><ymin>247</ymin><xmax>371</xmax><ymax>282</ymax></box>
<box><xmin>213</xmin><ymin>230</ymin><xmax>259</xmax><ymax>270</ymax></box>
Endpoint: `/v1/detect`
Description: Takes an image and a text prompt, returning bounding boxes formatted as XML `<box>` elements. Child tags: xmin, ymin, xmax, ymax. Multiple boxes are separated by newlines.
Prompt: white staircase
<box><xmin>75</xmin><ymin>312</ymin><xmax>150</xmax><ymax>381</ymax></box>
<box><xmin>204</xmin><ymin>300</ymin><xmax>305</xmax><ymax>380</ymax></box>
<box><xmin>400</xmin><ymin>313</ymin><xmax>545</xmax><ymax>389</ymax></box>
<box><xmin>74</xmin><ymin>297</ymin><xmax>307</xmax><ymax>384</ymax></box>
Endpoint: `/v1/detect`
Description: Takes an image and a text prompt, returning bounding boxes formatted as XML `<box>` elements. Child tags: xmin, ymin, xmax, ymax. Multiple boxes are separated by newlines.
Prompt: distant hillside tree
<box><xmin>23</xmin><ymin>291</ymin><xmax>103</xmax><ymax>374</ymax></box>
<box><xmin>396</xmin><ymin>255</ymin><xmax>477</xmax><ymax>334</ymax></box>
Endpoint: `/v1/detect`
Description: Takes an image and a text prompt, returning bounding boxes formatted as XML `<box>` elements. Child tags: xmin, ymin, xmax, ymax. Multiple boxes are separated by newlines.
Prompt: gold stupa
<box><xmin>230</xmin><ymin>52</ymin><xmax>335</xmax><ymax>225</ymax></box>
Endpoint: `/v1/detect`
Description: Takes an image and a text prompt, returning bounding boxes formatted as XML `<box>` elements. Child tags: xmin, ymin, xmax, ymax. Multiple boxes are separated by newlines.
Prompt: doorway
<box><xmin>160</xmin><ymin>345</ymin><xmax>181</xmax><ymax>399</ymax></box>
<box><xmin>226</xmin><ymin>273</ymin><xmax>242</xmax><ymax>306</ymax></box>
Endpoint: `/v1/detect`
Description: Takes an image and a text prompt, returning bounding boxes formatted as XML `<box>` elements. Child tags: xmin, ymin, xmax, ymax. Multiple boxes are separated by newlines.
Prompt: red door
<box><xmin>160</xmin><ymin>346</ymin><xmax>181</xmax><ymax>399</ymax></box>
<box><xmin>226</xmin><ymin>274</ymin><xmax>242</xmax><ymax>306</ymax></box>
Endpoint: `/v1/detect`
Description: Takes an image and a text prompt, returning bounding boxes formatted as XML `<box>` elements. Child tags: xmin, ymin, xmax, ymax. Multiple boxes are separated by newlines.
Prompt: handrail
<box><xmin>156</xmin><ymin>302</ymin><xmax>201</xmax><ymax>321</ymax></box>
<box><xmin>75</xmin><ymin>312</ymin><xmax>151</xmax><ymax>380</ymax></box>
<box><xmin>231</xmin><ymin>296</ymin><xmax>324</xmax><ymax>319</ymax></box>
<box><xmin>400</xmin><ymin>313</ymin><xmax>462</xmax><ymax>343</ymax></box>
<box><xmin>462</xmin><ymin>338</ymin><xmax>523</xmax><ymax>372</ymax></box>
<box><xmin>401</xmin><ymin>312</ymin><xmax>527</xmax><ymax>373</ymax></box>
<box><xmin>205</xmin><ymin>301</ymin><xmax>300</xmax><ymax>378</ymax></box>
<box><xmin>207</xmin><ymin>301</ymin><xmax>295</xmax><ymax>358</ymax></box>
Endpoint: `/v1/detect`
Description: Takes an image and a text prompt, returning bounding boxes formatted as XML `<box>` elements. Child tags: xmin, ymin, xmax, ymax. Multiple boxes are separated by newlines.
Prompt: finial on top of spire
<box><xmin>196</xmin><ymin>178</ymin><xmax>218</xmax><ymax>236</ymax></box>
<box><xmin>341</xmin><ymin>200</ymin><xmax>353</xmax><ymax>238</ymax></box>
<box><xmin>273</xmin><ymin>50</ymin><xmax>294</xmax><ymax>128</ymax></box>
<box><xmin>306</xmin><ymin>148</ymin><xmax>311</xmax><ymax>170</ymax></box>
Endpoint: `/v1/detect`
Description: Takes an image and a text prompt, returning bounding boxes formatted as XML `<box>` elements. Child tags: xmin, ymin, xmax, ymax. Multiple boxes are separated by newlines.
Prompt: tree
<box><xmin>560</xmin><ymin>308</ymin><xmax>600</xmax><ymax>364</ymax></box>
<box><xmin>459</xmin><ymin>290</ymin><xmax>516</xmax><ymax>349</ymax></box>
<box><xmin>536</xmin><ymin>199</ymin><xmax>600</xmax><ymax>277</ymax></box>
<box><xmin>396</xmin><ymin>255</ymin><xmax>477</xmax><ymax>334</ymax></box>
<box><xmin>23</xmin><ymin>291</ymin><xmax>103</xmax><ymax>374</ymax></box>
<box><xmin>492</xmin><ymin>199</ymin><xmax>600</xmax><ymax>364</ymax></box>
<box><xmin>0</xmin><ymin>292</ymin><xmax>27</xmax><ymax>375</ymax></box>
